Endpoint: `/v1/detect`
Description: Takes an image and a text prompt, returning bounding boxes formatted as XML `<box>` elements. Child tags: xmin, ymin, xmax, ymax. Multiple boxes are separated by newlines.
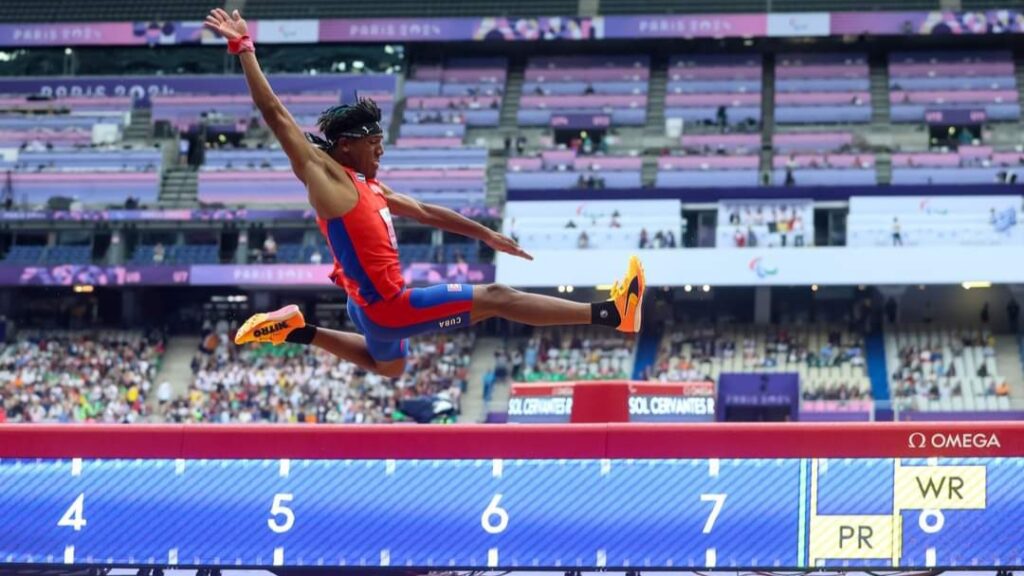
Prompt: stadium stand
<box><xmin>666</xmin><ymin>54</ymin><xmax>762</xmax><ymax>130</ymax></box>
<box><xmin>516</xmin><ymin>326</ymin><xmax>635</xmax><ymax>382</ymax></box>
<box><xmin>649</xmin><ymin>325</ymin><xmax>872</xmax><ymax>404</ymax></box>
<box><xmin>775</xmin><ymin>53</ymin><xmax>871</xmax><ymax>124</ymax></box>
<box><xmin>505</xmin><ymin>200</ymin><xmax>682</xmax><ymax>250</ymax></box>
<box><xmin>0</xmin><ymin>0</ymin><xmax>217</xmax><ymax>22</ymax></box>
<box><xmin>717</xmin><ymin>200</ymin><xmax>813</xmax><ymax>248</ymax></box>
<box><xmin>171</xmin><ymin>330</ymin><xmax>475</xmax><ymax>423</ymax></box>
<box><xmin>657</xmin><ymin>152</ymin><xmax>760</xmax><ymax>188</ymax></box>
<box><xmin>887</xmin><ymin>326</ymin><xmax>1013</xmax><ymax>412</ymax></box>
<box><xmin>199</xmin><ymin>148</ymin><xmax>488</xmax><ymax>208</ymax></box>
<box><xmin>131</xmin><ymin>243</ymin><xmax>220</xmax><ymax>264</ymax></box>
<box><xmin>518</xmin><ymin>55</ymin><xmax>649</xmax><ymax>126</ymax></box>
<box><xmin>847</xmin><ymin>195</ymin><xmax>1022</xmax><ymax>247</ymax></box>
<box><xmin>0</xmin><ymin>330</ymin><xmax>164</xmax><ymax>423</ymax></box>
<box><xmin>403</xmin><ymin>58</ymin><xmax>505</xmax><ymax>129</ymax></box>
<box><xmin>890</xmin><ymin>147</ymin><xmax>1023</xmax><ymax>185</ymax></box>
<box><xmin>889</xmin><ymin>50</ymin><xmax>1020</xmax><ymax>123</ymax></box>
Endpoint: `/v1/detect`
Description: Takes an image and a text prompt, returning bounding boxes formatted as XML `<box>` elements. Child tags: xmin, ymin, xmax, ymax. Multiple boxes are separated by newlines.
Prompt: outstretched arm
<box><xmin>384</xmin><ymin>186</ymin><xmax>533</xmax><ymax>261</ymax></box>
<box><xmin>204</xmin><ymin>9</ymin><xmax>321</xmax><ymax>183</ymax></box>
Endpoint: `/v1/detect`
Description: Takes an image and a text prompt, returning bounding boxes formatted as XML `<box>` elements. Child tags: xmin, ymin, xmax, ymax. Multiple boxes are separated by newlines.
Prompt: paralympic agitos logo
<box><xmin>748</xmin><ymin>257</ymin><xmax>779</xmax><ymax>279</ymax></box>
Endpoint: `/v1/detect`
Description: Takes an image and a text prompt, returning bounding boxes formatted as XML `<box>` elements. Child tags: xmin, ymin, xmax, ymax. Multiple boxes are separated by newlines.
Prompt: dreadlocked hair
<box><xmin>317</xmin><ymin>98</ymin><xmax>382</xmax><ymax>143</ymax></box>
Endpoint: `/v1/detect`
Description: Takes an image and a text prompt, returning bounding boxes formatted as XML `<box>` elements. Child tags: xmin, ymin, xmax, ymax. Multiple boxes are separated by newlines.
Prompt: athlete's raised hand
<box><xmin>486</xmin><ymin>230</ymin><xmax>533</xmax><ymax>261</ymax></box>
<box><xmin>204</xmin><ymin>8</ymin><xmax>248</xmax><ymax>41</ymax></box>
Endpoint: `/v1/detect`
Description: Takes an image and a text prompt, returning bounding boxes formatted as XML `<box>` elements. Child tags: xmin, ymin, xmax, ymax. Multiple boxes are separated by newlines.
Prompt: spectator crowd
<box><xmin>162</xmin><ymin>327</ymin><xmax>475</xmax><ymax>424</ymax></box>
<box><xmin>0</xmin><ymin>330</ymin><xmax>164</xmax><ymax>423</ymax></box>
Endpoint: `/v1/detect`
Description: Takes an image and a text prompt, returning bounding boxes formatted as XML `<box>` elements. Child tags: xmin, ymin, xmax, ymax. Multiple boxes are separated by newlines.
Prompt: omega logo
<box><xmin>908</xmin><ymin>432</ymin><xmax>1001</xmax><ymax>449</ymax></box>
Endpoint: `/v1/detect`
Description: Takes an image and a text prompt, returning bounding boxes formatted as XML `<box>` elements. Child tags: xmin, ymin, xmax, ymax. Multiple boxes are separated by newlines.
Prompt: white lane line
<box><xmin>71</xmin><ymin>458</ymin><xmax>82</xmax><ymax>477</ymax></box>
<box><xmin>705</xmin><ymin>548</ymin><xmax>717</xmax><ymax>568</ymax></box>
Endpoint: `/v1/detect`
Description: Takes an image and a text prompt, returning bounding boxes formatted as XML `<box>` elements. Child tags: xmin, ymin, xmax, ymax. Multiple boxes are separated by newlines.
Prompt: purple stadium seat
<box><xmin>659</xmin><ymin>156</ymin><xmax>759</xmax><ymax>170</ymax></box>
<box><xmin>680</xmin><ymin>134</ymin><xmax>760</xmax><ymax>153</ymax></box>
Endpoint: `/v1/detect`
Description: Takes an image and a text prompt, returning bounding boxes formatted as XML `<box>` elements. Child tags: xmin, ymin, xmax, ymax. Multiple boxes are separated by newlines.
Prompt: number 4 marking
<box><xmin>58</xmin><ymin>493</ymin><xmax>86</xmax><ymax>531</ymax></box>
<box><xmin>700</xmin><ymin>493</ymin><xmax>726</xmax><ymax>534</ymax></box>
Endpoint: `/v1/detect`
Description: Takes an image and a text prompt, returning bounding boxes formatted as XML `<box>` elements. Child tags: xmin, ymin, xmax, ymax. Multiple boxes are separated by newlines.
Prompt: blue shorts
<box><xmin>346</xmin><ymin>283</ymin><xmax>474</xmax><ymax>362</ymax></box>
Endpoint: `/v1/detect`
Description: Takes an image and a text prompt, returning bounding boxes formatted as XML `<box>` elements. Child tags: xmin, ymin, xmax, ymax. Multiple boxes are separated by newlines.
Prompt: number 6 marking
<box><xmin>481</xmin><ymin>494</ymin><xmax>509</xmax><ymax>534</ymax></box>
<box><xmin>700</xmin><ymin>493</ymin><xmax>727</xmax><ymax>534</ymax></box>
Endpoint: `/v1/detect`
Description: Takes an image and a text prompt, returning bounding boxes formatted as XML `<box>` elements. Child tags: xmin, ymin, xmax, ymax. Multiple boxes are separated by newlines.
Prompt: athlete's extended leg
<box><xmin>234</xmin><ymin>305</ymin><xmax>406</xmax><ymax>378</ymax></box>
<box><xmin>471</xmin><ymin>255</ymin><xmax>645</xmax><ymax>333</ymax></box>
<box><xmin>470</xmin><ymin>285</ymin><xmax>590</xmax><ymax>326</ymax></box>
<box><xmin>310</xmin><ymin>328</ymin><xmax>406</xmax><ymax>378</ymax></box>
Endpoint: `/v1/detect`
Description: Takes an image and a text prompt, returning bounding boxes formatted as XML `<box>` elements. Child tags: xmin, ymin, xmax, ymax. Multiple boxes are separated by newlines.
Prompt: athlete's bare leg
<box><xmin>470</xmin><ymin>284</ymin><xmax>590</xmax><ymax>325</ymax></box>
<box><xmin>470</xmin><ymin>256</ymin><xmax>645</xmax><ymax>332</ymax></box>
<box><xmin>310</xmin><ymin>328</ymin><xmax>406</xmax><ymax>378</ymax></box>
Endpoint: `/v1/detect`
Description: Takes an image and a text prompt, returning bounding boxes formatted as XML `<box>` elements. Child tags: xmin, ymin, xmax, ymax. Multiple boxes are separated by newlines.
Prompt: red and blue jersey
<box><xmin>316</xmin><ymin>166</ymin><xmax>405</xmax><ymax>307</ymax></box>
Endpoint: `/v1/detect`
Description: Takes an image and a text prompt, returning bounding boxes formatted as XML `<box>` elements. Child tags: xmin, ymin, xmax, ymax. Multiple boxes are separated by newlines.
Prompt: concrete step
<box><xmin>461</xmin><ymin>336</ymin><xmax>504</xmax><ymax>422</ymax></box>
<box><xmin>148</xmin><ymin>336</ymin><xmax>200</xmax><ymax>421</ymax></box>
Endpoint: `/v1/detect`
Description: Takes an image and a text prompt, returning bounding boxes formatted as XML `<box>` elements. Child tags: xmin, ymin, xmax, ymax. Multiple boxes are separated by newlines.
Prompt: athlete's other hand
<box><xmin>486</xmin><ymin>230</ymin><xmax>533</xmax><ymax>261</ymax></box>
<box><xmin>204</xmin><ymin>8</ymin><xmax>248</xmax><ymax>40</ymax></box>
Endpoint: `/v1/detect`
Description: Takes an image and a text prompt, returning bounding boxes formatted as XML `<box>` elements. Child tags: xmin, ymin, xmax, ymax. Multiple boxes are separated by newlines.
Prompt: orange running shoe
<box><xmin>608</xmin><ymin>255</ymin><xmax>646</xmax><ymax>334</ymax></box>
<box><xmin>234</xmin><ymin>304</ymin><xmax>306</xmax><ymax>346</ymax></box>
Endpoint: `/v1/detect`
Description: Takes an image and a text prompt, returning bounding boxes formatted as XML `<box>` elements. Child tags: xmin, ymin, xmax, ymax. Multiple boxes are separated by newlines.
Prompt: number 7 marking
<box><xmin>700</xmin><ymin>493</ymin><xmax>727</xmax><ymax>534</ymax></box>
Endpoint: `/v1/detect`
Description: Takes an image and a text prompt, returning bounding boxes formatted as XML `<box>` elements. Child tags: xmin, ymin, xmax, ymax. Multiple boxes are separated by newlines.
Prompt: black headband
<box><xmin>337</xmin><ymin>121</ymin><xmax>383</xmax><ymax>139</ymax></box>
<box><xmin>305</xmin><ymin>121</ymin><xmax>383</xmax><ymax>152</ymax></box>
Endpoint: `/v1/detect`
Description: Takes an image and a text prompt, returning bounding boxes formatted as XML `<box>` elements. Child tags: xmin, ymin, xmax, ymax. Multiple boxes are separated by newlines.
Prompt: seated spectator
<box><xmin>263</xmin><ymin>234</ymin><xmax>277</xmax><ymax>263</ymax></box>
<box><xmin>577</xmin><ymin>231</ymin><xmax>589</xmax><ymax>249</ymax></box>
<box><xmin>153</xmin><ymin>242</ymin><xmax>165</xmax><ymax>264</ymax></box>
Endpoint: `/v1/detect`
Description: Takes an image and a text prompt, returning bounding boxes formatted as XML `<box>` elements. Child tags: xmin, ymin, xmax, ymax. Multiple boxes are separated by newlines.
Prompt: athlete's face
<box><xmin>336</xmin><ymin>135</ymin><xmax>384</xmax><ymax>179</ymax></box>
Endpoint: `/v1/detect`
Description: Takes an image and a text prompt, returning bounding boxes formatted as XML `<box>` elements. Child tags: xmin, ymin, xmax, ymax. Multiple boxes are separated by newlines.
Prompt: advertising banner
<box><xmin>603</xmin><ymin>14</ymin><xmax>766</xmax><ymax>39</ymax></box>
<box><xmin>0</xmin><ymin>263</ymin><xmax>493</xmax><ymax>287</ymax></box>
<box><xmin>0</xmin><ymin>265</ymin><xmax>190</xmax><ymax>286</ymax></box>
<box><xmin>2</xmin><ymin>11</ymin><xmax>1024</xmax><ymax>48</ymax></box>
<box><xmin>0</xmin><ymin>74</ymin><xmax>394</xmax><ymax>100</ymax></box>
<box><xmin>508</xmin><ymin>381</ymin><xmax>716</xmax><ymax>423</ymax></box>
<box><xmin>188</xmin><ymin>263</ymin><xmax>495</xmax><ymax>287</ymax></box>
<box><xmin>766</xmin><ymin>12</ymin><xmax>829</xmax><ymax>37</ymax></box>
<box><xmin>924</xmin><ymin>108</ymin><xmax>987</xmax><ymax>125</ymax></box>
<box><xmin>831</xmin><ymin>10</ymin><xmax>1024</xmax><ymax>36</ymax></box>
<box><xmin>549</xmin><ymin>113</ymin><xmax>612</xmax><ymax>129</ymax></box>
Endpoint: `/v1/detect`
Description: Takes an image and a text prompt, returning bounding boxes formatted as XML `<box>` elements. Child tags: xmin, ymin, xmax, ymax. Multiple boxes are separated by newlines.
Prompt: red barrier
<box><xmin>0</xmin><ymin>422</ymin><xmax>1021</xmax><ymax>459</ymax></box>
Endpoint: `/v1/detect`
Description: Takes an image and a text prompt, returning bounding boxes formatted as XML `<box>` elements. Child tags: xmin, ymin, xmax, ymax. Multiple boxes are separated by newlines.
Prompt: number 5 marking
<box><xmin>268</xmin><ymin>493</ymin><xmax>295</xmax><ymax>534</ymax></box>
<box><xmin>700</xmin><ymin>493</ymin><xmax>727</xmax><ymax>534</ymax></box>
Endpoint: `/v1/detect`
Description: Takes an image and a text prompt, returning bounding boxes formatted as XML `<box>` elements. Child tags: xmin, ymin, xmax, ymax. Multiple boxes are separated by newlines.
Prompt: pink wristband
<box><xmin>228</xmin><ymin>34</ymin><xmax>255</xmax><ymax>54</ymax></box>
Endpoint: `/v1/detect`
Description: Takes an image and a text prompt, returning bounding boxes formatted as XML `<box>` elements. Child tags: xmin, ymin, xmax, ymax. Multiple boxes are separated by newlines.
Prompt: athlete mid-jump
<box><xmin>206</xmin><ymin>9</ymin><xmax>645</xmax><ymax>378</ymax></box>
